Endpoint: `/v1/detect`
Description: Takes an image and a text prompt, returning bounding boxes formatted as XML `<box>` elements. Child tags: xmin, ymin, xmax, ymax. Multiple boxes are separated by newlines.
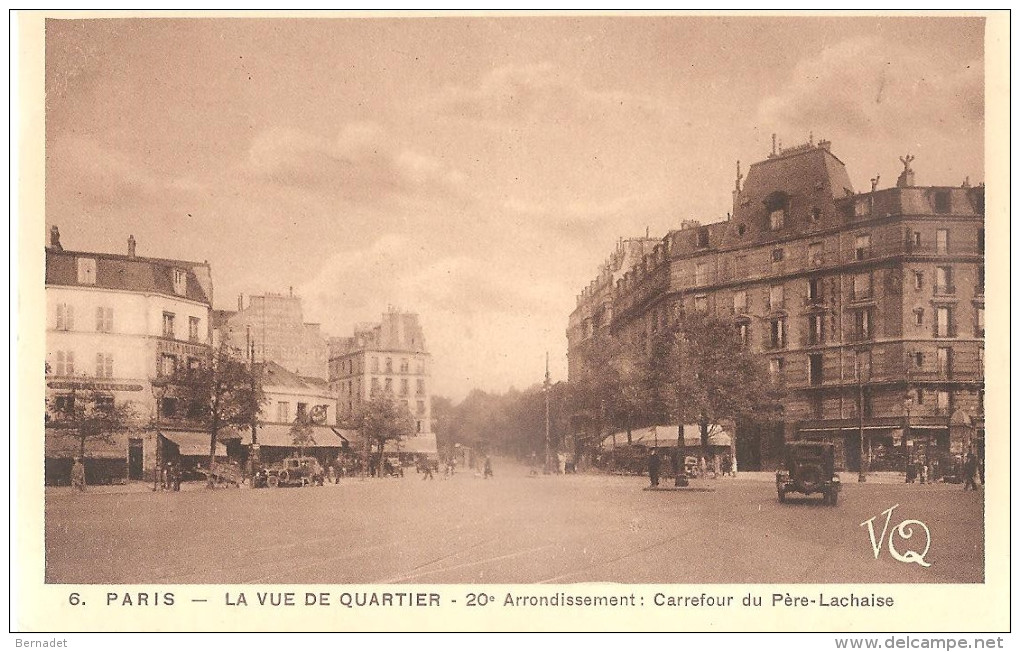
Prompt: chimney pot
<box><xmin>49</xmin><ymin>226</ymin><xmax>63</xmax><ymax>251</ymax></box>
<box><xmin>128</xmin><ymin>234</ymin><xmax>136</xmax><ymax>257</ymax></box>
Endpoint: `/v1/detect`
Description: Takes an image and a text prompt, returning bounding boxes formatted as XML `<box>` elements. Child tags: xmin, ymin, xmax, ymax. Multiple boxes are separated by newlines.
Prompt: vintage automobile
<box><xmin>252</xmin><ymin>456</ymin><xmax>326</xmax><ymax>488</ymax></box>
<box><xmin>776</xmin><ymin>441</ymin><xmax>841</xmax><ymax>505</ymax></box>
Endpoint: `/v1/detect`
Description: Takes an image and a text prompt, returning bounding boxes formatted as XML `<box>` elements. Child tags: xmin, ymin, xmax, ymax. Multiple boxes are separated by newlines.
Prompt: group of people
<box><xmin>905</xmin><ymin>452</ymin><xmax>983</xmax><ymax>489</ymax></box>
<box><xmin>160</xmin><ymin>461</ymin><xmax>182</xmax><ymax>491</ymax></box>
<box><xmin>648</xmin><ymin>449</ymin><xmax>736</xmax><ymax>486</ymax></box>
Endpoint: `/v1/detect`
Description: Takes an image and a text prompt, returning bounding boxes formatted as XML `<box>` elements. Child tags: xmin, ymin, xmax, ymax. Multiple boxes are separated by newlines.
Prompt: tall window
<box><xmin>935</xmin><ymin>267</ymin><xmax>954</xmax><ymax>294</ymax></box>
<box><xmin>975</xmin><ymin>307</ymin><xmax>985</xmax><ymax>338</ymax></box>
<box><xmin>384</xmin><ymin>378</ymin><xmax>393</xmax><ymax>392</ymax></box>
<box><xmin>95</xmin><ymin>307</ymin><xmax>113</xmax><ymax>332</ymax></box>
<box><xmin>766</xmin><ymin>192</ymin><xmax>788</xmax><ymax>230</ymax></box>
<box><xmin>95</xmin><ymin>352</ymin><xmax>114</xmax><ymax>378</ymax></box>
<box><xmin>56</xmin><ymin>304</ymin><xmax>75</xmax><ymax>331</ymax></box>
<box><xmin>913</xmin><ymin>271</ymin><xmax>924</xmax><ymax>290</ymax></box>
<box><xmin>734</xmin><ymin>256</ymin><xmax>748</xmax><ymax>277</ymax></box>
<box><xmin>162</xmin><ymin>312</ymin><xmax>176</xmax><ymax>338</ymax></box>
<box><xmin>733</xmin><ymin>290</ymin><xmax>747</xmax><ymax>313</ymax></box>
<box><xmin>936</xmin><ymin>229</ymin><xmax>949</xmax><ymax>254</ymax></box>
<box><xmin>808</xmin><ymin>314</ymin><xmax>825</xmax><ymax>345</ymax></box>
<box><xmin>854</xmin><ymin>198</ymin><xmax>871</xmax><ymax>217</ymax></box>
<box><xmin>935</xmin><ymin>390</ymin><xmax>951</xmax><ymax>415</ymax></box>
<box><xmin>768</xmin><ymin>284</ymin><xmax>784</xmax><ymax>311</ymax></box>
<box><xmin>697</xmin><ymin>227</ymin><xmax>709</xmax><ymax>248</ymax></box>
<box><xmin>913</xmin><ymin>308</ymin><xmax>924</xmax><ymax>326</ymax></box>
<box><xmin>416</xmin><ymin>379</ymin><xmax>425</xmax><ymax>396</ymax></box>
<box><xmin>372</xmin><ymin>357</ymin><xmax>379</xmax><ymax>373</ymax></box>
<box><xmin>189</xmin><ymin>317</ymin><xmax>201</xmax><ymax>342</ymax></box>
<box><xmin>768</xmin><ymin>317</ymin><xmax>786</xmax><ymax>349</ymax></box>
<box><xmin>936</xmin><ymin>347</ymin><xmax>952</xmax><ymax>377</ymax></box>
<box><xmin>851</xmin><ymin>308</ymin><xmax>873</xmax><ymax>341</ymax></box>
<box><xmin>977</xmin><ymin>266</ymin><xmax>984</xmax><ymax>295</ymax></box>
<box><xmin>808</xmin><ymin>278</ymin><xmax>822</xmax><ymax>303</ymax></box>
<box><xmin>854</xmin><ymin>234</ymin><xmax>872</xmax><ymax>261</ymax></box>
<box><xmin>277</xmin><ymin>402</ymin><xmax>290</xmax><ymax>422</ymax></box>
<box><xmin>400</xmin><ymin>378</ymin><xmax>409</xmax><ymax>396</ymax></box>
<box><xmin>385</xmin><ymin>358</ymin><xmax>393</xmax><ymax>373</ymax></box>
<box><xmin>695</xmin><ymin>262</ymin><xmax>708</xmax><ymax>286</ymax></box>
<box><xmin>55</xmin><ymin>350</ymin><xmax>75</xmax><ymax>376</ymax></box>
<box><xmin>808</xmin><ymin>353</ymin><xmax>823</xmax><ymax>386</ymax></box>
<box><xmin>76</xmin><ymin>258</ymin><xmax>97</xmax><ymax>284</ymax></box>
<box><xmin>852</xmin><ymin>272</ymin><xmax>873</xmax><ymax>300</ymax></box>
<box><xmin>808</xmin><ymin>242</ymin><xmax>824</xmax><ymax>267</ymax></box>
<box><xmin>160</xmin><ymin>353</ymin><xmax>177</xmax><ymax>377</ymax></box>
<box><xmin>769</xmin><ymin>358</ymin><xmax>785</xmax><ymax>380</ymax></box>
<box><xmin>737</xmin><ymin>322</ymin><xmax>750</xmax><ymax>346</ymax></box>
<box><xmin>297</xmin><ymin>403</ymin><xmax>308</xmax><ymax>421</ymax></box>
<box><xmin>400</xmin><ymin>358</ymin><xmax>409</xmax><ymax>373</ymax></box>
<box><xmin>371</xmin><ymin>377</ymin><xmax>380</xmax><ymax>393</ymax></box>
<box><xmin>417</xmin><ymin>400</ymin><xmax>426</xmax><ymax>416</ymax></box>
<box><xmin>935</xmin><ymin>306</ymin><xmax>954</xmax><ymax>338</ymax></box>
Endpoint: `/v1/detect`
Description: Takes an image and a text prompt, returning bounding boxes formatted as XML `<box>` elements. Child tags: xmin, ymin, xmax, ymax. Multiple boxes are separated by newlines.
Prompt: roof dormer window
<box><xmin>764</xmin><ymin>192</ymin><xmax>788</xmax><ymax>231</ymax></box>
<box><xmin>76</xmin><ymin>258</ymin><xmax>96</xmax><ymax>285</ymax></box>
<box><xmin>172</xmin><ymin>269</ymin><xmax>187</xmax><ymax>296</ymax></box>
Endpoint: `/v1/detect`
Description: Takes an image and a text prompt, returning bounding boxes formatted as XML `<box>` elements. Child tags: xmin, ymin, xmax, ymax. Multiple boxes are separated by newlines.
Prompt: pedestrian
<box><xmin>483</xmin><ymin>455</ymin><xmax>493</xmax><ymax>479</ymax></box>
<box><xmin>906</xmin><ymin>459</ymin><xmax>917</xmax><ymax>483</ymax></box>
<box><xmin>648</xmin><ymin>448</ymin><xmax>661</xmax><ymax>487</ymax></box>
<box><xmin>698</xmin><ymin>456</ymin><xmax>707</xmax><ymax>479</ymax></box>
<box><xmin>963</xmin><ymin>452</ymin><xmax>979</xmax><ymax>490</ymax></box>
<box><xmin>71</xmin><ymin>457</ymin><xmax>86</xmax><ymax>492</ymax></box>
<box><xmin>721</xmin><ymin>454</ymin><xmax>732</xmax><ymax>478</ymax></box>
<box><xmin>172</xmin><ymin>463</ymin><xmax>182</xmax><ymax>491</ymax></box>
<box><xmin>422</xmin><ymin>459</ymin><xmax>434</xmax><ymax>480</ymax></box>
<box><xmin>712</xmin><ymin>454</ymin><xmax>721</xmax><ymax>479</ymax></box>
<box><xmin>919</xmin><ymin>460</ymin><xmax>928</xmax><ymax>485</ymax></box>
<box><xmin>326</xmin><ymin>464</ymin><xmax>336</xmax><ymax>485</ymax></box>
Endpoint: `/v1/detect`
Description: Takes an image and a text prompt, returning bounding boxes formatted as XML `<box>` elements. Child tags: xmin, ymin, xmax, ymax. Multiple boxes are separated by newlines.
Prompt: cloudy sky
<box><xmin>43</xmin><ymin>15</ymin><xmax>985</xmax><ymax>400</ymax></box>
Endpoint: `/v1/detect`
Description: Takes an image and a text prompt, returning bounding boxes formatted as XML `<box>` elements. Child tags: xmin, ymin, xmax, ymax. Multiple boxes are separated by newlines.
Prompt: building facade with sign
<box><xmin>328</xmin><ymin>310</ymin><xmax>436</xmax><ymax>456</ymax></box>
<box><xmin>568</xmin><ymin>140</ymin><xmax>985</xmax><ymax>472</ymax></box>
<box><xmin>44</xmin><ymin>228</ymin><xmax>214</xmax><ymax>484</ymax></box>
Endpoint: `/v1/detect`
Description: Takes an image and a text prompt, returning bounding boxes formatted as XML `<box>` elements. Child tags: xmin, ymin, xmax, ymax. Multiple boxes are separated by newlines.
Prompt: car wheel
<box><xmin>267</xmin><ymin>475</ymin><xmax>279</xmax><ymax>488</ymax></box>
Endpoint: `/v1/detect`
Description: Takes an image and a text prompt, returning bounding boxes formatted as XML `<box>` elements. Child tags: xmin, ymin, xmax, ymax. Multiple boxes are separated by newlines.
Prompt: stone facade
<box><xmin>568</xmin><ymin>141</ymin><xmax>985</xmax><ymax>471</ymax></box>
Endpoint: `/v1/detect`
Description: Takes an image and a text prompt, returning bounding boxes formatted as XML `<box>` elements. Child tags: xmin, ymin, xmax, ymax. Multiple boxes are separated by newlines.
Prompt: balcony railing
<box><xmin>933</xmin><ymin>284</ymin><xmax>956</xmax><ymax>296</ymax></box>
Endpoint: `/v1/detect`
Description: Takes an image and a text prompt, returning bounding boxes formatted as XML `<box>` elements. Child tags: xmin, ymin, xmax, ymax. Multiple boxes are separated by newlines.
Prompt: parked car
<box><xmin>252</xmin><ymin>456</ymin><xmax>325</xmax><ymax>488</ymax></box>
<box><xmin>776</xmin><ymin>441</ymin><xmax>841</xmax><ymax>506</ymax></box>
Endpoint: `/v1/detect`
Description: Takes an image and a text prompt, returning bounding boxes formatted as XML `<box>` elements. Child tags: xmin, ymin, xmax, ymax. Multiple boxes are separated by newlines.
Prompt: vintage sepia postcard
<box><xmin>11</xmin><ymin>10</ymin><xmax>1011</xmax><ymax>637</ymax></box>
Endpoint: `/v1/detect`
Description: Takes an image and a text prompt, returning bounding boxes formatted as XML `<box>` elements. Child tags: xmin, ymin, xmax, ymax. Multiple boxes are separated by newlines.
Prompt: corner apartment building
<box><xmin>568</xmin><ymin>140</ymin><xmax>984</xmax><ymax>471</ymax></box>
<box><xmin>328</xmin><ymin>310</ymin><xmax>435</xmax><ymax>455</ymax></box>
<box><xmin>45</xmin><ymin>228</ymin><xmax>213</xmax><ymax>482</ymax></box>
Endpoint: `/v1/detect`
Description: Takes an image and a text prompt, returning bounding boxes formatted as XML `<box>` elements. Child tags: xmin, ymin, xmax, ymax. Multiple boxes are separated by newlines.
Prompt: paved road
<box><xmin>44</xmin><ymin>461</ymin><xmax>983</xmax><ymax>584</ymax></box>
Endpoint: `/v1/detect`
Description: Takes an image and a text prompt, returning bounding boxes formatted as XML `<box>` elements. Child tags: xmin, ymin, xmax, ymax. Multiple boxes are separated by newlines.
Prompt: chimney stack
<box><xmin>128</xmin><ymin>235</ymin><xmax>136</xmax><ymax>257</ymax></box>
<box><xmin>49</xmin><ymin>226</ymin><xmax>63</xmax><ymax>251</ymax></box>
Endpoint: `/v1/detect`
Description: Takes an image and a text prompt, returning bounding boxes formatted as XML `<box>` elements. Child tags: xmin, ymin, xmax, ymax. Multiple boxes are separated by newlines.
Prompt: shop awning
<box><xmin>395</xmin><ymin>434</ymin><xmax>438</xmax><ymax>455</ymax></box>
<box><xmin>602</xmin><ymin>424</ymin><xmax>732</xmax><ymax>449</ymax></box>
<box><xmin>45</xmin><ymin>428</ymin><xmax>127</xmax><ymax>459</ymax></box>
<box><xmin>161</xmin><ymin>430</ymin><xmax>227</xmax><ymax>457</ymax></box>
<box><xmin>239</xmin><ymin>424</ymin><xmax>352</xmax><ymax>448</ymax></box>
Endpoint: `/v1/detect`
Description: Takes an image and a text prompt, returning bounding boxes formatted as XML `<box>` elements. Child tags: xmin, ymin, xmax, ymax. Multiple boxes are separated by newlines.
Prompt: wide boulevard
<box><xmin>45</xmin><ymin>461</ymin><xmax>983</xmax><ymax>584</ymax></box>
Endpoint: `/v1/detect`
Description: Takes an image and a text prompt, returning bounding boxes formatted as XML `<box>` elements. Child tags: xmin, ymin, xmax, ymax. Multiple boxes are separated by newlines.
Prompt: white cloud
<box><xmin>428</xmin><ymin>62</ymin><xmax>669</xmax><ymax>126</ymax></box>
<box><xmin>758</xmin><ymin>36</ymin><xmax>982</xmax><ymax>140</ymax></box>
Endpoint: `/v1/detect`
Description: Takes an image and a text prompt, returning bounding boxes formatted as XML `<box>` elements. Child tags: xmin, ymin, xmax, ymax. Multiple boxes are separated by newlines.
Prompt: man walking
<box><xmin>422</xmin><ymin>459</ymin><xmax>434</xmax><ymax>480</ymax></box>
<box><xmin>963</xmin><ymin>452</ymin><xmax>980</xmax><ymax>490</ymax></box>
<box><xmin>648</xmin><ymin>448</ymin><xmax>661</xmax><ymax>487</ymax></box>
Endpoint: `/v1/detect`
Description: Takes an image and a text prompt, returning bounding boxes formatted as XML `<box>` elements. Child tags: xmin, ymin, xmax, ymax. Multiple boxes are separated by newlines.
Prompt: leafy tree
<box><xmin>571</xmin><ymin>332</ymin><xmax>657</xmax><ymax>452</ymax></box>
<box><xmin>652</xmin><ymin>311</ymin><xmax>784</xmax><ymax>472</ymax></box>
<box><xmin>47</xmin><ymin>380</ymin><xmax>139</xmax><ymax>460</ymax></box>
<box><xmin>290</xmin><ymin>413</ymin><xmax>315</xmax><ymax>458</ymax></box>
<box><xmin>348</xmin><ymin>392</ymin><xmax>416</xmax><ymax>476</ymax></box>
<box><xmin>170</xmin><ymin>343</ymin><xmax>266</xmax><ymax>487</ymax></box>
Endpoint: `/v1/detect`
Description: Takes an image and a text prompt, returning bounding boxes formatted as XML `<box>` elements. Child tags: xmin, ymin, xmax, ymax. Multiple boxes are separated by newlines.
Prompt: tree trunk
<box><xmin>700</xmin><ymin>414</ymin><xmax>710</xmax><ymax>470</ymax></box>
<box><xmin>208</xmin><ymin>414</ymin><xmax>219</xmax><ymax>489</ymax></box>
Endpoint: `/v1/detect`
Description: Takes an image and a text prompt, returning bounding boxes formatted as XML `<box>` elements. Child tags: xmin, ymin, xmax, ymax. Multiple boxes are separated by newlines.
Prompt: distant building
<box><xmin>214</xmin><ymin>290</ymin><xmax>328</xmax><ymax>381</ymax></box>
<box><xmin>44</xmin><ymin>228</ymin><xmax>214</xmax><ymax>484</ymax></box>
<box><xmin>569</xmin><ymin>140</ymin><xmax>984</xmax><ymax>472</ymax></box>
<box><xmin>329</xmin><ymin>310</ymin><xmax>435</xmax><ymax>455</ymax></box>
